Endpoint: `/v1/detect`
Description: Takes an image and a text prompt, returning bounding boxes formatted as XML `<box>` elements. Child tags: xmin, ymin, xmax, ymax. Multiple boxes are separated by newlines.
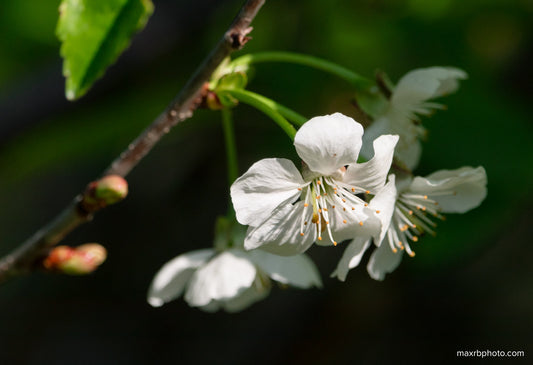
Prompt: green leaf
<box><xmin>57</xmin><ymin>0</ymin><xmax>154</xmax><ymax>100</ymax></box>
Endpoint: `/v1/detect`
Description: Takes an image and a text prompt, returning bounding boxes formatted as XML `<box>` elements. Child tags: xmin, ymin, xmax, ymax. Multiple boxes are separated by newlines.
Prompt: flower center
<box><xmin>388</xmin><ymin>192</ymin><xmax>446</xmax><ymax>257</ymax></box>
<box><xmin>297</xmin><ymin>175</ymin><xmax>378</xmax><ymax>245</ymax></box>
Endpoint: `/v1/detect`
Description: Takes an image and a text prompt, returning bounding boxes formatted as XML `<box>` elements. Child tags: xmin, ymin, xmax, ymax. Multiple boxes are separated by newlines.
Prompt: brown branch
<box><xmin>0</xmin><ymin>0</ymin><xmax>266</xmax><ymax>284</ymax></box>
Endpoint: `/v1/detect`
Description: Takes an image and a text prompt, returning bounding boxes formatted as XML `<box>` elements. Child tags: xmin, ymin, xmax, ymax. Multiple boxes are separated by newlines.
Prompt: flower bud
<box><xmin>93</xmin><ymin>175</ymin><xmax>128</xmax><ymax>205</ymax></box>
<box><xmin>206</xmin><ymin>91</ymin><xmax>224</xmax><ymax>110</ymax></box>
<box><xmin>44</xmin><ymin>244</ymin><xmax>107</xmax><ymax>275</ymax></box>
<box><xmin>82</xmin><ymin>175</ymin><xmax>128</xmax><ymax>211</ymax></box>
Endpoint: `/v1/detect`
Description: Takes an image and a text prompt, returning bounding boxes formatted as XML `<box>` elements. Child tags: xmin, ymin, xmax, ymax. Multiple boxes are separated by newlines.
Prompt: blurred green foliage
<box><xmin>0</xmin><ymin>0</ymin><xmax>532</xmax><ymax>271</ymax></box>
<box><xmin>0</xmin><ymin>1</ymin><xmax>532</xmax><ymax>364</ymax></box>
<box><xmin>0</xmin><ymin>0</ymin><xmax>60</xmax><ymax>85</ymax></box>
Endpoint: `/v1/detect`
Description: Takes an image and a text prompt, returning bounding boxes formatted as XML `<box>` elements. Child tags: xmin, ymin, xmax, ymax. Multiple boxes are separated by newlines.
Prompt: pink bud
<box><xmin>82</xmin><ymin>175</ymin><xmax>128</xmax><ymax>211</ymax></box>
<box><xmin>93</xmin><ymin>175</ymin><xmax>128</xmax><ymax>205</ymax></box>
<box><xmin>44</xmin><ymin>244</ymin><xmax>107</xmax><ymax>275</ymax></box>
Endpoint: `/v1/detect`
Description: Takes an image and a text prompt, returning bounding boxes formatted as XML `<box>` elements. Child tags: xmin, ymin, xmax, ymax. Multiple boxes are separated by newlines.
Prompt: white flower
<box><xmin>333</xmin><ymin>166</ymin><xmax>487</xmax><ymax>281</ymax></box>
<box><xmin>230</xmin><ymin>113</ymin><xmax>399</xmax><ymax>256</ymax></box>
<box><xmin>362</xmin><ymin>67</ymin><xmax>467</xmax><ymax>170</ymax></box>
<box><xmin>147</xmin><ymin>247</ymin><xmax>322</xmax><ymax>313</ymax></box>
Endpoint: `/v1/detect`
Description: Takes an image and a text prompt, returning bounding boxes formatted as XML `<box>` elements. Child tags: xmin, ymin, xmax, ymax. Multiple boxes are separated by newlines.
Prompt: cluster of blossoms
<box><xmin>148</xmin><ymin>66</ymin><xmax>487</xmax><ymax>312</ymax></box>
<box><xmin>148</xmin><ymin>219</ymin><xmax>321</xmax><ymax>312</ymax></box>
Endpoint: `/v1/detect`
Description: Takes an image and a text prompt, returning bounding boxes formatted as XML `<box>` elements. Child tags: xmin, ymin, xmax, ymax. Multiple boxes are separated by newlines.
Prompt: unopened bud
<box><xmin>82</xmin><ymin>175</ymin><xmax>128</xmax><ymax>211</ymax></box>
<box><xmin>206</xmin><ymin>91</ymin><xmax>224</xmax><ymax>110</ymax></box>
<box><xmin>93</xmin><ymin>175</ymin><xmax>128</xmax><ymax>204</ymax></box>
<box><xmin>44</xmin><ymin>243</ymin><xmax>107</xmax><ymax>275</ymax></box>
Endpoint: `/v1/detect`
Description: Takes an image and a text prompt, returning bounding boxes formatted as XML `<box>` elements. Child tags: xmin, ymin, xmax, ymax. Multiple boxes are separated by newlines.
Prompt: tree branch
<box><xmin>0</xmin><ymin>0</ymin><xmax>266</xmax><ymax>284</ymax></box>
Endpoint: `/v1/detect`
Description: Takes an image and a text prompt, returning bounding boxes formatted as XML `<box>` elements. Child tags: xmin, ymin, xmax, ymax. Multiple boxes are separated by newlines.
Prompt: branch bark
<box><xmin>0</xmin><ymin>0</ymin><xmax>266</xmax><ymax>284</ymax></box>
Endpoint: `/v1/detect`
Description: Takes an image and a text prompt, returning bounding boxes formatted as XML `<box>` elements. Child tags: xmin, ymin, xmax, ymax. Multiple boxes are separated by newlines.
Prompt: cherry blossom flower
<box><xmin>362</xmin><ymin>67</ymin><xmax>467</xmax><ymax>170</ymax></box>
<box><xmin>230</xmin><ymin>113</ymin><xmax>399</xmax><ymax>256</ymax></box>
<box><xmin>333</xmin><ymin>166</ymin><xmax>487</xmax><ymax>281</ymax></box>
<box><xmin>147</xmin><ymin>247</ymin><xmax>322</xmax><ymax>312</ymax></box>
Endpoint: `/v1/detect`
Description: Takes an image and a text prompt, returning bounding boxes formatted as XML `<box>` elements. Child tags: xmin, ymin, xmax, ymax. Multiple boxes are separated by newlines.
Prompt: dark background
<box><xmin>0</xmin><ymin>0</ymin><xmax>531</xmax><ymax>364</ymax></box>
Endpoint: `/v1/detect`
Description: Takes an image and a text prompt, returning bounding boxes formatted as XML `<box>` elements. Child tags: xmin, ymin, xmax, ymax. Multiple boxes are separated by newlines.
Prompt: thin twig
<box><xmin>0</xmin><ymin>0</ymin><xmax>265</xmax><ymax>284</ymax></box>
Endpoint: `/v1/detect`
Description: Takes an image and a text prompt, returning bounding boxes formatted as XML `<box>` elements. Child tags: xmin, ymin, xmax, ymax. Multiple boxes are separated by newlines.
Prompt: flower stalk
<box><xmin>231</xmin><ymin>51</ymin><xmax>373</xmax><ymax>89</ymax></box>
<box><xmin>219</xmin><ymin>88</ymin><xmax>298</xmax><ymax>139</ymax></box>
<box><xmin>221</xmin><ymin>108</ymin><xmax>239</xmax><ymax>186</ymax></box>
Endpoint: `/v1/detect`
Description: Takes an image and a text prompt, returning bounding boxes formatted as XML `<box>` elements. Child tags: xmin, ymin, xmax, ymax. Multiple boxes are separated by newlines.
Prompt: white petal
<box><xmin>395</xmin><ymin>138</ymin><xmax>422</xmax><ymax>172</ymax></box>
<box><xmin>367</xmin><ymin>240</ymin><xmax>403</xmax><ymax>281</ymax></box>
<box><xmin>231</xmin><ymin>158</ymin><xmax>306</xmax><ymax>227</ymax></box>
<box><xmin>392</xmin><ymin>67</ymin><xmax>467</xmax><ymax>107</ymax></box>
<box><xmin>249</xmin><ymin>250</ymin><xmax>322</xmax><ymax>288</ymax></box>
<box><xmin>410</xmin><ymin>166</ymin><xmax>487</xmax><ymax>213</ymax></box>
<box><xmin>331</xmin><ymin>237</ymin><xmax>371</xmax><ymax>281</ymax></box>
<box><xmin>344</xmin><ymin>135</ymin><xmax>398</xmax><ymax>192</ymax></box>
<box><xmin>184</xmin><ymin>250</ymin><xmax>257</xmax><ymax>307</ymax></box>
<box><xmin>197</xmin><ymin>301</ymin><xmax>221</xmax><ymax>313</ymax></box>
<box><xmin>360</xmin><ymin>117</ymin><xmax>390</xmax><ymax>160</ymax></box>
<box><xmin>244</xmin><ymin>202</ymin><xmax>316</xmax><ymax>256</ymax></box>
<box><xmin>147</xmin><ymin>249</ymin><xmax>215</xmax><ymax>307</ymax></box>
<box><xmin>369</xmin><ymin>175</ymin><xmax>398</xmax><ymax>245</ymax></box>
<box><xmin>361</xmin><ymin>115</ymin><xmax>420</xmax><ymax>171</ymax></box>
<box><xmin>222</xmin><ymin>278</ymin><xmax>271</xmax><ymax>313</ymax></box>
<box><xmin>294</xmin><ymin>113</ymin><xmax>364</xmax><ymax>176</ymax></box>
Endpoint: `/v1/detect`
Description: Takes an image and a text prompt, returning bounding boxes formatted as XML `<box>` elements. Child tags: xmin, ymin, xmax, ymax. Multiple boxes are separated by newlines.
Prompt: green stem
<box><xmin>221</xmin><ymin>108</ymin><xmax>239</xmax><ymax>186</ymax></box>
<box><xmin>219</xmin><ymin>88</ymin><xmax>297</xmax><ymax>139</ymax></box>
<box><xmin>233</xmin><ymin>89</ymin><xmax>307</xmax><ymax>126</ymax></box>
<box><xmin>221</xmin><ymin>109</ymin><xmax>239</xmax><ymax>220</ymax></box>
<box><xmin>231</xmin><ymin>51</ymin><xmax>373</xmax><ymax>89</ymax></box>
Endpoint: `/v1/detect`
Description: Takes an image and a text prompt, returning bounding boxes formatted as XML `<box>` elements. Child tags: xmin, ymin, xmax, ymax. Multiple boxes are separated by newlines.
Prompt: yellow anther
<box><xmin>352</xmin><ymin>207</ymin><xmax>355</xmax><ymax>210</ymax></box>
<box><xmin>364</xmin><ymin>203</ymin><xmax>368</xmax><ymax>207</ymax></box>
<box><xmin>423</xmin><ymin>195</ymin><xmax>428</xmax><ymax>199</ymax></box>
<box><xmin>317</xmin><ymin>181</ymin><xmax>321</xmax><ymax>185</ymax></box>
<box><xmin>343</xmin><ymin>208</ymin><xmax>346</xmax><ymax>211</ymax></box>
<box><xmin>332</xmin><ymin>205</ymin><xmax>336</xmax><ymax>209</ymax></box>
<box><xmin>300</xmin><ymin>233</ymin><xmax>304</xmax><ymax>236</ymax></box>
<box><xmin>316</xmin><ymin>195</ymin><xmax>321</xmax><ymax>199</ymax></box>
<box><xmin>422</xmin><ymin>206</ymin><xmax>427</xmax><ymax>211</ymax></box>
<box><xmin>325</xmin><ymin>221</ymin><xmax>329</xmax><ymax>225</ymax></box>
<box><xmin>376</xmin><ymin>210</ymin><xmax>381</xmax><ymax>214</ymax></box>
<box><xmin>365</xmin><ymin>190</ymin><xmax>370</xmax><ymax>194</ymax></box>
<box><xmin>359</xmin><ymin>221</ymin><xmax>363</xmax><ymax>226</ymax></box>
<box><xmin>412</xmin><ymin>236</ymin><xmax>419</xmax><ymax>242</ymax></box>
<box><xmin>342</xmin><ymin>198</ymin><xmax>346</xmax><ymax>203</ymax></box>
<box><xmin>312</xmin><ymin>214</ymin><xmax>319</xmax><ymax>224</ymax></box>
<box><xmin>298</xmin><ymin>188</ymin><xmax>302</xmax><ymax>191</ymax></box>
<box><xmin>343</xmin><ymin>220</ymin><xmax>347</xmax><ymax>224</ymax></box>
<box><xmin>324</xmin><ymin>208</ymin><xmax>328</xmax><ymax>211</ymax></box>
<box><xmin>318</xmin><ymin>209</ymin><xmax>322</xmax><ymax>213</ymax></box>
<box><xmin>351</xmin><ymin>187</ymin><xmax>355</xmax><ymax>192</ymax></box>
<box><xmin>333</xmin><ymin>241</ymin><xmax>338</xmax><ymax>246</ymax></box>
<box><xmin>408</xmin><ymin>251</ymin><xmax>416</xmax><ymax>257</ymax></box>
<box><xmin>318</xmin><ymin>237</ymin><xmax>323</xmax><ymax>241</ymax></box>
<box><xmin>392</xmin><ymin>248</ymin><xmax>398</xmax><ymax>253</ymax></box>
<box><xmin>408</xmin><ymin>210</ymin><xmax>413</xmax><ymax>215</ymax></box>
<box><xmin>304</xmin><ymin>203</ymin><xmax>309</xmax><ymax>207</ymax></box>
